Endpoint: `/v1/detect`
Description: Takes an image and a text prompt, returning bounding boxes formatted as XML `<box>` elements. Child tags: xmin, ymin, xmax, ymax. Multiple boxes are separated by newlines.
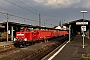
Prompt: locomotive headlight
<box><xmin>24</xmin><ymin>38</ymin><xmax>27</xmax><ymax>41</ymax></box>
<box><xmin>14</xmin><ymin>38</ymin><xmax>16</xmax><ymax>41</ymax></box>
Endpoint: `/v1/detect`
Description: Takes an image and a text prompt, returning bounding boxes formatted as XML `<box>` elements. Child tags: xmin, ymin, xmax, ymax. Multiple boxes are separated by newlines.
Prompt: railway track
<box><xmin>22</xmin><ymin>35</ymin><xmax>69</xmax><ymax>60</ymax></box>
<box><xmin>0</xmin><ymin>44</ymin><xmax>16</xmax><ymax>54</ymax></box>
<box><xmin>41</xmin><ymin>33</ymin><xmax>76</xmax><ymax>60</ymax></box>
<box><xmin>0</xmin><ymin>34</ymin><xmax>76</xmax><ymax>60</ymax></box>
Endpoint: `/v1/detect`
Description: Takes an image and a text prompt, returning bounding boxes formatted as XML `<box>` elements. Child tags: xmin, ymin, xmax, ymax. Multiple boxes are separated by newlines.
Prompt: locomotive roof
<box><xmin>21</xmin><ymin>24</ymin><xmax>56</xmax><ymax>30</ymax></box>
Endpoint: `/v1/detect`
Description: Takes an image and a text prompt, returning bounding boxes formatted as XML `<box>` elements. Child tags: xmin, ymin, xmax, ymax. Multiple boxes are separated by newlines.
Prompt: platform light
<box><xmin>67</xmin><ymin>22</ymin><xmax>70</xmax><ymax>24</ymax></box>
<box><xmin>80</xmin><ymin>10</ymin><xmax>87</xmax><ymax>48</ymax></box>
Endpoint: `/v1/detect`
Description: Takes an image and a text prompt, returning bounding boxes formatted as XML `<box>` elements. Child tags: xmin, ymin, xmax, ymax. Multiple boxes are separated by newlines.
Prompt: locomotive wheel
<box><xmin>19</xmin><ymin>43</ymin><xmax>26</xmax><ymax>48</ymax></box>
<box><xmin>19</xmin><ymin>44</ymin><xmax>24</xmax><ymax>48</ymax></box>
<box><xmin>26</xmin><ymin>42</ymin><xmax>30</xmax><ymax>46</ymax></box>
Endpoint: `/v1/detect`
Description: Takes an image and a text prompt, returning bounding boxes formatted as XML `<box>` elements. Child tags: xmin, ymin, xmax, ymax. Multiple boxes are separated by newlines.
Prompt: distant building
<box><xmin>55</xmin><ymin>26</ymin><xmax>62</xmax><ymax>29</ymax></box>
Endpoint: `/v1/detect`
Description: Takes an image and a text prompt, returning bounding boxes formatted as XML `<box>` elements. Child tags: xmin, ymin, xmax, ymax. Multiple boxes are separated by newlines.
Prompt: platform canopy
<box><xmin>63</xmin><ymin>19</ymin><xmax>90</xmax><ymax>26</ymax></box>
<box><xmin>62</xmin><ymin>19</ymin><xmax>90</xmax><ymax>34</ymax></box>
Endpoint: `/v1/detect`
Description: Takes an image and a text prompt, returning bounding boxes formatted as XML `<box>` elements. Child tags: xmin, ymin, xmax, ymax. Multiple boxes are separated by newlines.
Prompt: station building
<box><xmin>63</xmin><ymin>19</ymin><xmax>90</xmax><ymax>38</ymax></box>
<box><xmin>0</xmin><ymin>19</ymin><xmax>90</xmax><ymax>41</ymax></box>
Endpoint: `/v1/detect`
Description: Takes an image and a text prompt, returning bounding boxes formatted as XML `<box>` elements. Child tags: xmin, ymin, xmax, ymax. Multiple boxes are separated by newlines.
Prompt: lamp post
<box><xmin>6</xmin><ymin>13</ymin><xmax>9</xmax><ymax>42</ymax></box>
<box><xmin>80</xmin><ymin>10</ymin><xmax>87</xmax><ymax>48</ymax></box>
<box><xmin>39</xmin><ymin>14</ymin><xmax>41</xmax><ymax>26</ymax></box>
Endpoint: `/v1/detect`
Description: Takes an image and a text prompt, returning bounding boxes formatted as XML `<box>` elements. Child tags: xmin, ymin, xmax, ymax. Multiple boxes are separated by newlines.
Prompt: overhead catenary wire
<box><xmin>0</xmin><ymin>11</ymin><xmax>56</xmax><ymax>26</ymax></box>
<box><xmin>0</xmin><ymin>12</ymin><xmax>39</xmax><ymax>22</ymax></box>
<box><xmin>0</xmin><ymin>6</ymin><xmax>19</xmax><ymax>15</ymax></box>
<box><xmin>0</xmin><ymin>3</ymin><xmax>39</xmax><ymax>23</ymax></box>
<box><xmin>5</xmin><ymin>0</ymin><xmax>57</xmax><ymax>24</ymax></box>
<box><xmin>2</xmin><ymin>0</ymin><xmax>57</xmax><ymax>26</ymax></box>
<box><xmin>4</xmin><ymin>0</ymin><xmax>39</xmax><ymax>15</ymax></box>
<box><xmin>17</xmin><ymin>0</ymin><xmax>40</xmax><ymax>14</ymax></box>
<box><xmin>17</xmin><ymin>0</ymin><xmax>57</xmax><ymax>23</ymax></box>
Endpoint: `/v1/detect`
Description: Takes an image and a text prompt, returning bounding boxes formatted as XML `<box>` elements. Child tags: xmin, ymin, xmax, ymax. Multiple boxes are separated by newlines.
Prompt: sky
<box><xmin>0</xmin><ymin>0</ymin><xmax>90</xmax><ymax>27</ymax></box>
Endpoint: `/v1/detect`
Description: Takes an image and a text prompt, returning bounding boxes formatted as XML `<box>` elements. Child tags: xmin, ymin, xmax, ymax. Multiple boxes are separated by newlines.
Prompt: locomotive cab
<box><xmin>14</xmin><ymin>27</ymin><xmax>39</xmax><ymax>47</ymax></box>
<box><xmin>20</xmin><ymin>28</ymin><xmax>30</xmax><ymax>32</ymax></box>
<box><xmin>14</xmin><ymin>28</ymin><xmax>30</xmax><ymax>40</ymax></box>
<box><xmin>14</xmin><ymin>28</ymin><xmax>31</xmax><ymax>47</ymax></box>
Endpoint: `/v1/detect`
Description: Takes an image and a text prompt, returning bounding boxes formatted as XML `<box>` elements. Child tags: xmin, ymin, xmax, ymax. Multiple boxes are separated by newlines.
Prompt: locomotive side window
<box><xmin>27</xmin><ymin>29</ymin><xmax>30</xmax><ymax>32</ymax></box>
<box><xmin>20</xmin><ymin>29</ymin><xmax>24</xmax><ymax>32</ymax></box>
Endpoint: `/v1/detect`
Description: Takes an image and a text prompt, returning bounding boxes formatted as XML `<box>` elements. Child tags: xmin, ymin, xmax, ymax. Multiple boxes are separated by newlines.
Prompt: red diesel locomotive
<box><xmin>14</xmin><ymin>27</ymin><xmax>68</xmax><ymax>47</ymax></box>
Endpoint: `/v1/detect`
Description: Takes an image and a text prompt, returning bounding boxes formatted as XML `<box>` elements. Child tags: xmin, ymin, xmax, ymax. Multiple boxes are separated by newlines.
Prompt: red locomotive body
<box><xmin>14</xmin><ymin>28</ymin><xmax>39</xmax><ymax>46</ymax></box>
<box><xmin>36</xmin><ymin>30</ymin><xmax>53</xmax><ymax>40</ymax></box>
<box><xmin>14</xmin><ymin>27</ymin><xmax>68</xmax><ymax>47</ymax></box>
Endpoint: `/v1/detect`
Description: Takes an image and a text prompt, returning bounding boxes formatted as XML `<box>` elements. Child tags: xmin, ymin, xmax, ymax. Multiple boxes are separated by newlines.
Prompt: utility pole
<box><xmin>62</xmin><ymin>20</ymin><xmax>63</xmax><ymax>26</ymax></box>
<box><xmin>59</xmin><ymin>21</ymin><xmax>61</xmax><ymax>26</ymax></box>
<box><xmin>44</xmin><ymin>20</ymin><xmax>45</xmax><ymax>26</ymax></box>
<box><xmin>44</xmin><ymin>20</ymin><xmax>47</xmax><ymax>26</ymax></box>
<box><xmin>69</xmin><ymin>25</ymin><xmax>71</xmax><ymax>42</ymax></box>
<box><xmin>6</xmin><ymin>13</ymin><xmax>8</xmax><ymax>42</ymax></box>
<box><xmin>39</xmin><ymin>14</ymin><xmax>41</xmax><ymax>26</ymax></box>
<box><xmin>64</xmin><ymin>19</ymin><xmax>65</xmax><ymax>23</ymax></box>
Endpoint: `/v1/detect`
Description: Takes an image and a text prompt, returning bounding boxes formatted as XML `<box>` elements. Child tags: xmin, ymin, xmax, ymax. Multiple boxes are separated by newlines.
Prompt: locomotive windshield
<box><xmin>20</xmin><ymin>29</ymin><xmax>24</xmax><ymax>32</ymax></box>
<box><xmin>27</xmin><ymin>29</ymin><xmax>30</xmax><ymax>32</ymax></box>
<box><xmin>20</xmin><ymin>29</ymin><xmax>30</xmax><ymax>32</ymax></box>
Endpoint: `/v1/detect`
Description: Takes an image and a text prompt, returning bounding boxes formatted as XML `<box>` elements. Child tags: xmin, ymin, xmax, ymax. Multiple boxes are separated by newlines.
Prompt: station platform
<box><xmin>0</xmin><ymin>41</ymin><xmax>13</xmax><ymax>47</ymax></box>
<box><xmin>52</xmin><ymin>35</ymin><xmax>90</xmax><ymax>60</ymax></box>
